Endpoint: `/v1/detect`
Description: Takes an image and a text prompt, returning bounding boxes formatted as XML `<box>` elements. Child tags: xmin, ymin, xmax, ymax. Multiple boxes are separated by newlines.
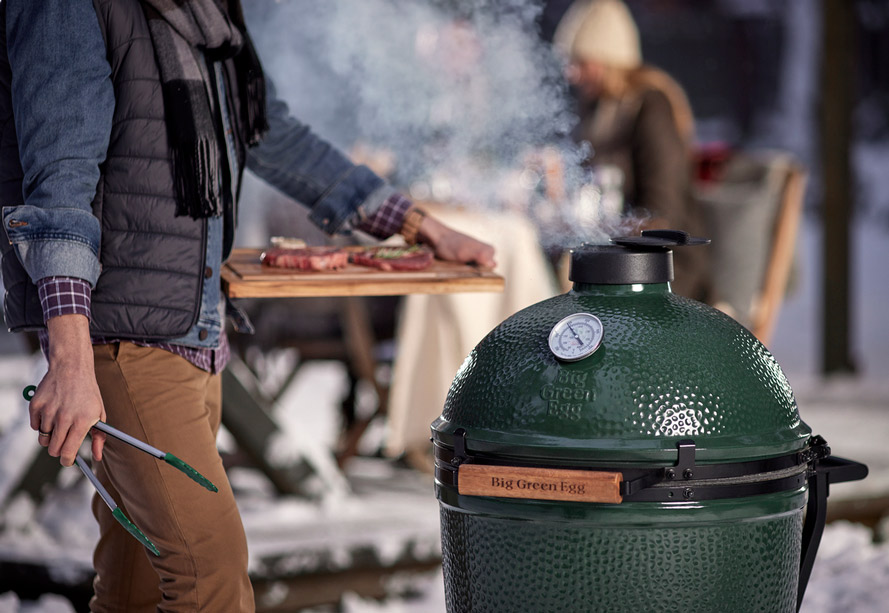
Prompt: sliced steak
<box><xmin>261</xmin><ymin>247</ymin><xmax>350</xmax><ymax>271</ymax></box>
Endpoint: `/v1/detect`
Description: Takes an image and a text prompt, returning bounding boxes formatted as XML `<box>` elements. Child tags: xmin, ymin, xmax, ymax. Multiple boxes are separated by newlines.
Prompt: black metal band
<box><xmin>433</xmin><ymin>431</ymin><xmax>831</xmax><ymax>503</ymax></box>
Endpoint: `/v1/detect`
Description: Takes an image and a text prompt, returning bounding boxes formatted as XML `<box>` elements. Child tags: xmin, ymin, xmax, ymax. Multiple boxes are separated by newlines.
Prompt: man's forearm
<box><xmin>46</xmin><ymin>314</ymin><xmax>94</xmax><ymax>372</ymax></box>
<box><xmin>32</xmin><ymin>312</ymin><xmax>106</xmax><ymax>467</ymax></box>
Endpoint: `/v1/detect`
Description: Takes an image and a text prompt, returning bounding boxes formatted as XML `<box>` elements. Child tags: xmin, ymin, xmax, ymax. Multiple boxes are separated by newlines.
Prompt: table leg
<box><xmin>335</xmin><ymin>297</ymin><xmax>390</xmax><ymax>466</ymax></box>
<box><xmin>220</xmin><ymin>358</ymin><xmax>315</xmax><ymax>496</ymax></box>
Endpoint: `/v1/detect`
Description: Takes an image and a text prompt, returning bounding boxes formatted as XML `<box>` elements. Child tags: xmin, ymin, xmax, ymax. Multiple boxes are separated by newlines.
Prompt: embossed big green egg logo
<box><xmin>540</xmin><ymin>370</ymin><xmax>594</xmax><ymax>420</ymax></box>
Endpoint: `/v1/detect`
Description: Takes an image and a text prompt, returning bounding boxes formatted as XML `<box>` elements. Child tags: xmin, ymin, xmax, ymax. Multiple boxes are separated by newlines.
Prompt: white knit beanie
<box><xmin>568</xmin><ymin>0</ymin><xmax>642</xmax><ymax>69</ymax></box>
<box><xmin>552</xmin><ymin>0</ymin><xmax>593</xmax><ymax>60</ymax></box>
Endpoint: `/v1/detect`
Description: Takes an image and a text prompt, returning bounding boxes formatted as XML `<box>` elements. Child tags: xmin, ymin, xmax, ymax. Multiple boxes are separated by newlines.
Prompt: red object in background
<box><xmin>694</xmin><ymin>143</ymin><xmax>734</xmax><ymax>183</ymax></box>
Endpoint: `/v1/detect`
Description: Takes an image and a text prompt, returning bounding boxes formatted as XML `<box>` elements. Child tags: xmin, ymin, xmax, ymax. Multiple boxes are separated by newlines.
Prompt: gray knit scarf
<box><xmin>142</xmin><ymin>0</ymin><xmax>267</xmax><ymax>219</ymax></box>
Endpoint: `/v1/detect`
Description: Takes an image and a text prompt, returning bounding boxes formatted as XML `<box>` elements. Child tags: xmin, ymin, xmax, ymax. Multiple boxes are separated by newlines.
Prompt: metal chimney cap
<box><xmin>569</xmin><ymin>244</ymin><xmax>673</xmax><ymax>285</ymax></box>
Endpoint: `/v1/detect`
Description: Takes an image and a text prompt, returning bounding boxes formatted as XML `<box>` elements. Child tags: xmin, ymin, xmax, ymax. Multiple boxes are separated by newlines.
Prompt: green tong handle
<box><xmin>112</xmin><ymin>507</ymin><xmax>160</xmax><ymax>557</ymax></box>
<box><xmin>164</xmin><ymin>453</ymin><xmax>218</xmax><ymax>493</ymax></box>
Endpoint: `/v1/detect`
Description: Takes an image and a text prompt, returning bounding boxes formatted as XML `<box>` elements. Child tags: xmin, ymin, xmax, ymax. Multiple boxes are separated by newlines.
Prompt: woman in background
<box><xmin>555</xmin><ymin>0</ymin><xmax>711</xmax><ymax>301</ymax></box>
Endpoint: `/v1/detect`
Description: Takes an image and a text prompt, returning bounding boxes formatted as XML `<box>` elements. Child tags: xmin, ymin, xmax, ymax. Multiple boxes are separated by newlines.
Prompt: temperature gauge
<box><xmin>548</xmin><ymin>313</ymin><xmax>604</xmax><ymax>362</ymax></box>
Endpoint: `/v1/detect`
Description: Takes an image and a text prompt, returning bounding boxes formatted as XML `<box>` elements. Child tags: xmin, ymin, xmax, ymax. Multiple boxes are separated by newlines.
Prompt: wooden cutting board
<box><xmin>222</xmin><ymin>248</ymin><xmax>505</xmax><ymax>298</ymax></box>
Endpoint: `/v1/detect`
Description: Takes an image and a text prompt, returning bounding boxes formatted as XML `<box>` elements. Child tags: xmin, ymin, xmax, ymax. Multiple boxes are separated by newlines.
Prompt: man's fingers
<box><xmin>33</xmin><ymin>405</ymin><xmax>57</xmax><ymax>448</ymax></box>
<box><xmin>474</xmin><ymin>245</ymin><xmax>496</xmax><ymax>269</ymax></box>
<box><xmin>38</xmin><ymin>420</ymin><xmax>104</xmax><ymax>464</ymax></box>
<box><xmin>57</xmin><ymin>427</ymin><xmax>83</xmax><ymax>467</ymax></box>
<box><xmin>459</xmin><ymin>241</ymin><xmax>496</xmax><ymax>269</ymax></box>
<box><xmin>48</xmin><ymin>419</ymin><xmax>92</xmax><ymax>467</ymax></box>
<box><xmin>92</xmin><ymin>429</ymin><xmax>107</xmax><ymax>462</ymax></box>
<box><xmin>46</xmin><ymin>422</ymin><xmax>67</xmax><ymax>459</ymax></box>
<box><xmin>29</xmin><ymin>397</ymin><xmax>55</xmax><ymax>433</ymax></box>
<box><xmin>464</xmin><ymin>238</ymin><xmax>495</xmax><ymax>268</ymax></box>
<box><xmin>38</xmin><ymin>429</ymin><xmax>52</xmax><ymax>448</ymax></box>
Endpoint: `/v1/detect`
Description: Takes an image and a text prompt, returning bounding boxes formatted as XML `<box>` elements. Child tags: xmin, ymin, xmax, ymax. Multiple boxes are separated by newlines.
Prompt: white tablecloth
<box><xmin>384</xmin><ymin>205</ymin><xmax>559</xmax><ymax>458</ymax></box>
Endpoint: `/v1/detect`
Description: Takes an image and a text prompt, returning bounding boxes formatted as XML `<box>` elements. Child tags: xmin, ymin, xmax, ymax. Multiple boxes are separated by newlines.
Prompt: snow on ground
<box><xmin>0</xmin><ymin>593</ymin><xmax>76</xmax><ymax>613</ymax></box>
<box><xmin>799</xmin><ymin>522</ymin><xmax>889</xmax><ymax>613</ymax></box>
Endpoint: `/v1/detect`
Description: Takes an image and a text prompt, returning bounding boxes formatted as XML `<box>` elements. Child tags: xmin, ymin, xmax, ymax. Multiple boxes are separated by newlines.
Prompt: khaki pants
<box><xmin>89</xmin><ymin>343</ymin><xmax>254</xmax><ymax>612</ymax></box>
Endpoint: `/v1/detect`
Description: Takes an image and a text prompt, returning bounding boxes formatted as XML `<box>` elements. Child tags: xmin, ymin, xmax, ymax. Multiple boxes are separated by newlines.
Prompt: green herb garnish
<box><xmin>374</xmin><ymin>245</ymin><xmax>423</xmax><ymax>259</ymax></box>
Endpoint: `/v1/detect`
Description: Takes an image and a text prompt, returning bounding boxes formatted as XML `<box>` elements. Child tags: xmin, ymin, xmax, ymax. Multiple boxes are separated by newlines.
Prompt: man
<box><xmin>0</xmin><ymin>1</ymin><xmax>494</xmax><ymax>610</ymax></box>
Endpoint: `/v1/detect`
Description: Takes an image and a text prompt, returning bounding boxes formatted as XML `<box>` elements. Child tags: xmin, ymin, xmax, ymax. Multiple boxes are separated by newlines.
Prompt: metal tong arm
<box><xmin>75</xmin><ymin>456</ymin><xmax>160</xmax><ymax>556</ymax></box>
<box><xmin>92</xmin><ymin>421</ymin><xmax>164</xmax><ymax>458</ymax></box>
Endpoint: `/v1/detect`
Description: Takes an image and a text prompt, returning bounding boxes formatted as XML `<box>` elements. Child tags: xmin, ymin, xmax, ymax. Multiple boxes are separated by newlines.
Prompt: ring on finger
<box><xmin>38</xmin><ymin>430</ymin><xmax>52</xmax><ymax>438</ymax></box>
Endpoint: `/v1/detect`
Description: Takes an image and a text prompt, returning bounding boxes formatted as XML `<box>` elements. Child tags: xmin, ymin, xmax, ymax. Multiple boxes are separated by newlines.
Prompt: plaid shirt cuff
<box><xmin>37</xmin><ymin>276</ymin><xmax>92</xmax><ymax>324</ymax></box>
<box><xmin>357</xmin><ymin>192</ymin><xmax>413</xmax><ymax>239</ymax></box>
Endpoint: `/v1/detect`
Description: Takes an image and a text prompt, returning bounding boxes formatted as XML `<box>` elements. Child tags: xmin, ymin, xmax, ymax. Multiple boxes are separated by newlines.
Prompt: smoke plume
<box><xmin>244</xmin><ymin>0</ymin><xmax>623</xmax><ymax>246</ymax></box>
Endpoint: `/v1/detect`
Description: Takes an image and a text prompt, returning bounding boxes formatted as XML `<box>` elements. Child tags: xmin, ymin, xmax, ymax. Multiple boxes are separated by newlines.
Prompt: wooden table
<box><xmin>222</xmin><ymin>248</ymin><xmax>504</xmax><ymax>298</ymax></box>
<box><xmin>221</xmin><ymin>248</ymin><xmax>504</xmax><ymax>495</ymax></box>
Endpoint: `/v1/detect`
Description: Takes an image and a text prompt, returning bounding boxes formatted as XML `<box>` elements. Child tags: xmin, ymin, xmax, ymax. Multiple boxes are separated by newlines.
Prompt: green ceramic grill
<box><xmin>432</xmin><ymin>230</ymin><xmax>867</xmax><ymax>613</ymax></box>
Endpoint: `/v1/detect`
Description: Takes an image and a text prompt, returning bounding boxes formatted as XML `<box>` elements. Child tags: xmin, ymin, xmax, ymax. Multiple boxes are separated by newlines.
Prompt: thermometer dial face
<box><xmin>548</xmin><ymin>313</ymin><xmax>604</xmax><ymax>362</ymax></box>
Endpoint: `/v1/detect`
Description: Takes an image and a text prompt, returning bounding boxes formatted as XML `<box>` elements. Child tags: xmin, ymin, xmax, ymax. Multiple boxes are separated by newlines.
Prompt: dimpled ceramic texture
<box><xmin>434</xmin><ymin>284</ymin><xmax>811</xmax><ymax>612</ymax></box>
<box><xmin>436</xmin><ymin>284</ymin><xmax>810</xmax><ymax>462</ymax></box>
<box><xmin>440</xmin><ymin>506</ymin><xmax>802</xmax><ymax>613</ymax></box>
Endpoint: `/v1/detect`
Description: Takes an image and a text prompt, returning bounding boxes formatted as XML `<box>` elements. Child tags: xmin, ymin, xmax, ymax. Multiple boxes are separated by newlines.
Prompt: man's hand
<box><xmin>416</xmin><ymin>214</ymin><xmax>496</xmax><ymax>269</ymax></box>
<box><xmin>29</xmin><ymin>314</ymin><xmax>106</xmax><ymax>466</ymax></box>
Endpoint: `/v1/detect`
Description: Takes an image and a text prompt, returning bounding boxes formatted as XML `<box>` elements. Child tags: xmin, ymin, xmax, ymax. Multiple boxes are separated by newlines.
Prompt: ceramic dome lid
<box><xmin>433</xmin><ymin>271</ymin><xmax>810</xmax><ymax>465</ymax></box>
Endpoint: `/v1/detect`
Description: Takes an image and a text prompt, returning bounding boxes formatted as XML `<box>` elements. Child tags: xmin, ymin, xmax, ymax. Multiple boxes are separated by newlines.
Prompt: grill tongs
<box><xmin>23</xmin><ymin>385</ymin><xmax>218</xmax><ymax>556</ymax></box>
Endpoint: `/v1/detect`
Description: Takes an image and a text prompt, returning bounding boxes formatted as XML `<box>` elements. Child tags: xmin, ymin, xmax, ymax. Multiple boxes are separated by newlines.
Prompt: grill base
<box><xmin>440</xmin><ymin>502</ymin><xmax>802</xmax><ymax>613</ymax></box>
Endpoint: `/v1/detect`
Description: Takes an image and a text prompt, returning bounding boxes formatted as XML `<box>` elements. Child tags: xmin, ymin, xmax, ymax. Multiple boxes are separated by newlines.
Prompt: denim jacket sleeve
<box><xmin>245</xmin><ymin>78</ymin><xmax>397</xmax><ymax>236</ymax></box>
<box><xmin>2</xmin><ymin>0</ymin><xmax>112</xmax><ymax>286</ymax></box>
